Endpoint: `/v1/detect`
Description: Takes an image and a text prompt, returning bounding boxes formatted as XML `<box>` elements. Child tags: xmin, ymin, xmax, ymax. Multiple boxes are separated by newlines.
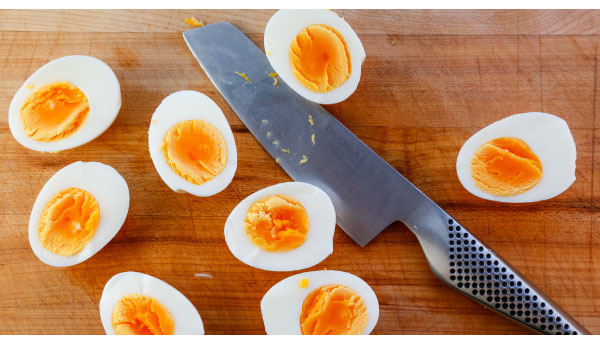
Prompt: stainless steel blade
<box><xmin>183</xmin><ymin>23</ymin><xmax>590</xmax><ymax>335</ymax></box>
<box><xmin>184</xmin><ymin>23</ymin><xmax>428</xmax><ymax>247</ymax></box>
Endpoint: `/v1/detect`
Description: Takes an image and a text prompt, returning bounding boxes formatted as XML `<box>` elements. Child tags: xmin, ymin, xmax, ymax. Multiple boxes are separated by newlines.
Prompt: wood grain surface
<box><xmin>0</xmin><ymin>9</ymin><xmax>599</xmax><ymax>335</ymax></box>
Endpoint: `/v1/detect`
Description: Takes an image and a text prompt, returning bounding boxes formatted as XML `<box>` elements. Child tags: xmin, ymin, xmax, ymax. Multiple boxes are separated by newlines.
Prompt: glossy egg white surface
<box><xmin>456</xmin><ymin>112</ymin><xmax>576</xmax><ymax>203</ymax></box>
<box><xmin>264</xmin><ymin>9</ymin><xmax>366</xmax><ymax>104</ymax></box>
<box><xmin>99</xmin><ymin>272</ymin><xmax>204</xmax><ymax>335</ymax></box>
<box><xmin>261</xmin><ymin>270</ymin><xmax>379</xmax><ymax>335</ymax></box>
<box><xmin>224</xmin><ymin>182</ymin><xmax>335</xmax><ymax>272</ymax></box>
<box><xmin>28</xmin><ymin>161</ymin><xmax>129</xmax><ymax>267</ymax></box>
<box><xmin>148</xmin><ymin>90</ymin><xmax>237</xmax><ymax>197</ymax></box>
<box><xmin>8</xmin><ymin>55</ymin><xmax>121</xmax><ymax>152</ymax></box>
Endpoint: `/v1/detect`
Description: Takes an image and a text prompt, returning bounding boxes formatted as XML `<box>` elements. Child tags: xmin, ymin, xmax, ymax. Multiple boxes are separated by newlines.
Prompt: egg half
<box><xmin>264</xmin><ymin>9</ymin><xmax>365</xmax><ymax>104</ymax></box>
<box><xmin>8</xmin><ymin>55</ymin><xmax>121</xmax><ymax>152</ymax></box>
<box><xmin>99</xmin><ymin>272</ymin><xmax>204</xmax><ymax>335</ymax></box>
<box><xmin>456</xmin><ymin>112</ymin><xmax>576</xmax><ymax>203</ymax></box>
<box><xmin>28</xmin><ymin>161</ymin><xmax>129</xmax><ymax>267</ymax></box>
<box><xmin>148</xmin><ymin>90</ymin><xmax>237</xmax><ymax>197</ymax></box>
<box><xmin>261</xmin><ymin>270</ymin><xmax>379</xmax><ymax>335</ymax></box>
<box><xmin>224</xmin><ymin>182</ymin><xmax>335</xmax><ymax>271</ymax></box>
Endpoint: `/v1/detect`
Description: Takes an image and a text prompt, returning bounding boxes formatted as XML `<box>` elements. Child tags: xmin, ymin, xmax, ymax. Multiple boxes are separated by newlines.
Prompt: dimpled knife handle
<box><xmin>406</xmin><ymin>206</ymin><xmax>590</xmax><ymax>335</ymax></box>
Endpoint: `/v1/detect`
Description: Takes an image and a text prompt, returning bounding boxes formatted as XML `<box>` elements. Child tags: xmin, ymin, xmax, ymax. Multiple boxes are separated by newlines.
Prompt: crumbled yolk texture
<box><xmin>244</xmin><ymin>195</ymin><xmax>309</xmax><ymax>252</ymax></box>
<box><xmin>112</xmin><ymin>294</ymin><xmax>174</xmax><ymax>335</ymax></box>
<box><xmin>300</xmin><ymin>285</ymin><xmax>368</xmax><ymax>335</ymax></box>
<box><xmin>38</xmin><ymin>188</ymin><xmax>100</xmax><ymax>256</ymax></box>
<box><xmin>289</xmin><ymin>24</ymin><xmax>351</xmax><ymax>92</ymax></box>
<box><xmin>471</xmin><ymin>137</ymin><xmax>543</xmax><ymax>196</ymax></box>
<box><xmin>20</xmin><ymin>82</ymin><xmax>89</xmax><ymax>142</ymax></box>
<box><xmin>161</xmin><ymin>120</ymin><xmax>227</xmax><ymax>185</ymax></box>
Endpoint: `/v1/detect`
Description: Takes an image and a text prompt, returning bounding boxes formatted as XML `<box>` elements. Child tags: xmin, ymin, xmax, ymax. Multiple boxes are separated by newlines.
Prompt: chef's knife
<box><xmin>183</xmin><ymin>22</ymin><xmax>590</xmax><ymax>335</ymax></box>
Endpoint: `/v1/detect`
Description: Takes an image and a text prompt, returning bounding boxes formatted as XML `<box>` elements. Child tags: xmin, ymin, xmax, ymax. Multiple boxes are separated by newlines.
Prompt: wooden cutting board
<box><xmin>0</xmin><ymin>9</ymin><xmax>598</xmax><ymax>335</ymax></box>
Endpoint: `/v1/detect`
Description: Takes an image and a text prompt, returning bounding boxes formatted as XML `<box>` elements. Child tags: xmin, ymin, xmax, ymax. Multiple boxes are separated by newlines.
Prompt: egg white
<box><xmin>224</xmin><ymin>182</ymin><xmax>335</xmax><ymax>272</ymax></box>
<box><xmin>148</xmin><ymin>90</ymin><xmax>237</xmax><ymax>197</ymax></box>
<box><xmin>260</xmin><ymin>270</ymin><xmax>379</xmax><ymax>335</ymax></box>
<box><xmin>8</xmin><ymin>55</ymin><xmax>121</xmax><ymax>152</ymax></box>
<box><xmin>28</xmin><ymin>161</ymin><xmax>129</xmax><ymax>267</ymax></box>
<box><xmin>264</xmin><ymin>9</ymin><xmax>366</xmax><ymax>105</ymax></box>
<box><xmin>456</xmin><ymin>112</ymin><xmax>577</xmax><ymax>203</ymax></box>
<box><xmin>99</xmin><ymin>271</ymin><xmax>204</xmax><ymax>335</ymax></box>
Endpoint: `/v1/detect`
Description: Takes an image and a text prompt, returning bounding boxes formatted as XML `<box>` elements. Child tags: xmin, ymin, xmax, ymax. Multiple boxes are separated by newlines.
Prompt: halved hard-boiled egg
<box><xmin>224</xmin><ymin>182</ymin><xmax>335</xmax><ymax>271</ymax></box>
<box><xmin>261</xmin><ymin>270</ymin><xmax>379</xmax><ymax>335</ymax></box>
<box><xmin>264</xmin><ymin>9</ymin><xmax>365</xmax><ymax>104</ymax></box>
<box><xmin>148</xmin><ymin>90</ymin><xmax>237</xmax><ymax>197</ymax></box>
<box><xmin>456</xmin><ymin>112</ymin><xmax>576</xmax><ymax>203</ymax></box>
<box><xmin>29</xmin><ymin>161</ymin><xmax>129</xmax><ymax>267</ymax></box>
<box><xmin>99</xmin><ymin>272</ymin><xmax>204</xmax><ymax>335</ymax></box>
<box><xmin>8</xmin><ymin>55</ymin><xmax>121</xmax><ymax>152</ymax></box>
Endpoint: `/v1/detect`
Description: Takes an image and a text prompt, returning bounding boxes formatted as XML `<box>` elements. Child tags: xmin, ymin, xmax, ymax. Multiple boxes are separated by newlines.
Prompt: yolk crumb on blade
<box><xmin>311</xmin><ymin>134</ymin><xmax>315</xmax><ymax>146</ymax></box>
<box><xmin>470</xmin><ymin>137</ymin><xmax>542</xmax><ymax>196</ymax></box>
<box><xmin>300</xmin><ymin>155</ymin><xmax>308</xmax><ymax>164</ymax></box>
<box><xmin>38</xmin><ymin>187</ymin><xmax>100</xmax><ymax>256</ymax></box>
<box><xmin>184</xmin><ymin>16</ymin><xmax>204</xmax><ymax>28</ymax></box>
<box><xmin>161</xmin><ymin>119</ymin><xmax>227</xmax><ymax>185</ymax></box>
<box><xmin>268</xmin><ymin>72</ymin><xmax>279</xmax><ymax>87</ymax></box>
<box><xmin>300</xmin><ymin>284</ymin><xmax>368</xmax><ymax>335</ymax></box>
<box><xmin>244</xmin><ymin>195</ymin><xmax>309</xmax><ymax>252</ymax></box>
<box><xmin>112</xmin><ymin>294</ymin><xmax>174</xmax><ymax>335</ymax></box>
<box><xmin>308</xmin><ymin>115</ymin><xmax>314</xmax><ymax>126</ymax></box>
<box><xmin>234</xmin><ymin>71</ymin><xmax>251</xmax><ymax>82</ymax></box>
<box><xmin>20</xmin><ymin>82</ymin><xmax>89</xmax><ymax>142</ymax></box>
<box><xmin>289</xmin><ymin>24</ymin><xmax>351</xmax><ymax>92</ymax></box>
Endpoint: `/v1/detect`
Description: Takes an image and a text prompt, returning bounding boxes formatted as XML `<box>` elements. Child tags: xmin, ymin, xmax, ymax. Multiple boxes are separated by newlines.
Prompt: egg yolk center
<box><xmin>161</xmin><ymin>120</ymin><xmax>227</xmax><ymax>185</ymax></box>
<box><xmin>20</xmin><ymin>82</ymin><xmax>89</xmax><ymax>142</ymax></box>
<box><xmin>289</xmin><ymin>24</ymin><xmax>351</xmax><ymax>92</ymax></box>
<box><xmin>38</xmin><ymin>187</ymin><xmax>100</xmax><ymax>256</ymax></box>
<box><xmin>112</xmin><ymin>294</ymin><xmax>174</xmax><ymax>335</ymax></box>
<box><xmin>471</xmin><ymin>137</ymin><xmax>543</xmax><ymax>196</ymax></box>
<box><xmin>244</xmin><ymin>195</ymin><xmax>309</xmax><ymax>252</ymax></box>
<box><xmin>300</xmin><ymin>284</ymin><xmax>368</xmax><ymax>335</ymax></box>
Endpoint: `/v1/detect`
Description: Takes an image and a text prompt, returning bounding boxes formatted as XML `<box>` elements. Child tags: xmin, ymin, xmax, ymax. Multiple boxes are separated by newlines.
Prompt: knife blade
<box><xmin>183</xmin><ymin>22</ymin><xmax>590</xmax><ymax>335</ymax></box>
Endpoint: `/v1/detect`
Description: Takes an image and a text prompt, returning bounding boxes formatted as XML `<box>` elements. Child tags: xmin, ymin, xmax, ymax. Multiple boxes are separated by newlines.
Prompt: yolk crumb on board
<box><xmin>161</xmin><ymin>119</ymin><xmax>227</xmax><ymax>185</ymax></box>
<box><xmin>298</xmin><ymin>278</ymin><xmax>309</xmax><ymax>288</ymax></box>
<box><xmin>184</xmin><ymin>16</ymin><xmax>205</xmax><ymax>28</ymax></box>
<box><xmin>38</xmin><ymin>187</ymin><xmax>100</xmax><ymax>256</ymax></box>
<box><xmin>300</xmin><ymin>285</ymin><xmax>368</xmax><ymax>335</ymax></box>
<box><xmin>112</xmin><ymin>294</ymin><xmax>174</xmax><ymax>335</ymax></box>
<box><xmin>308</xmin><ymin>115</ymin><xmax>314</xmax><ymax>126</ymax></box>
<box><xmin>21</xmin><ymin>81</ymin><xmax>89</xmax><ymax>142</ymax></box>
<box><xmin>300</xmin><ymin>155</ymin><xmax>308</xmax><ymax>164</ymax></box>
<box><xmin>471</xmin><ymin>137</ymin><xmax>542</xmax><ymax>196</ymax></box>
<box><xmin>244</xmin><ymin>195</ymin><xmax>309</xmax><ymax>252</ymax></box>
<box><xmin>234</xmin><ymin>71</ymin><xmax>251</xmax><ymax>82</ymax></box>
<box><xmin>289</xmin><ymin>24</ymin><xmax>351</xmax><ymax>92</ymax></box>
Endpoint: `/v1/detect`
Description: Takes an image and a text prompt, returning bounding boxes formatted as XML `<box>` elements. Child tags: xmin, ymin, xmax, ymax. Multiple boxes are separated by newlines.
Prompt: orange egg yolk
<box><xmin>300</xmin><ymin>284</ymin><xmax>368</xmax><ymax>335</ymax></box>
<box><xmin>161</xmin><ymin>120</ymin><xmax>227</xmax><ymax>185</ymax></box>
<box><xmin>244</xmin><ymin>195</ymin><xmax>309</xmax><ymax>252</ymax></box>
<box><xmin>289</xmin><ymin>24</ymin><xmax>351</xmax><ymax>92</ymax></box>
<box><xmin>112</xmin><ymin>294</ymin><xmax>175</xmax><ymax>335</ymax></box>
<box><xmin>471</xmin><ymin>137</ymin><xmax>543</xmax><ymax>196</ymax></box>
<box><xmin>38</xmin><ymin>187</ymin><xmax>100</xmax><ymax>256</ymax></box>
<box><xmin>20</xmin><ymin>82</ymin><xmax>89</xmax><ymax>142</ymax></box>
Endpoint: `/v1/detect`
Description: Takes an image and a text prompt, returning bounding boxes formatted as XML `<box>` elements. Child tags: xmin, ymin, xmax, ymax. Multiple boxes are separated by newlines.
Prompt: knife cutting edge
<box><xmin>183</xmin><ymin>22</ymin><xmax>590</xmax><ymax>335</ymax></box>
